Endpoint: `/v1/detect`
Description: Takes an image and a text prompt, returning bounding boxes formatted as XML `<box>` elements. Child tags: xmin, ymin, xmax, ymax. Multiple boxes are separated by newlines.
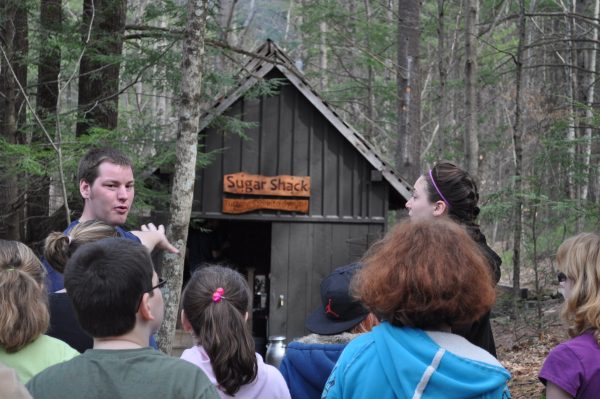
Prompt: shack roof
<box><xmin>199</xmin><ymin>40</ymin><xmax>412</xmax><ymax>201</ymax></box>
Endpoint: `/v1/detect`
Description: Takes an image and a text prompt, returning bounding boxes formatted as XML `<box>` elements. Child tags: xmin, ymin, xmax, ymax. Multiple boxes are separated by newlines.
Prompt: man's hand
<box><xmin>132</xmin><ymin>223</ymin><xmax>179</xmax><ymax>254</ymax></box>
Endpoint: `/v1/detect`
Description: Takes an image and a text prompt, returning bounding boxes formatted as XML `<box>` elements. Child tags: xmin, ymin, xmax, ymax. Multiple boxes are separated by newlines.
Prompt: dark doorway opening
<box><xmin>185</xmin><ymin>219</ymin><xmax>272</xmax><ymax>357</ymax></box>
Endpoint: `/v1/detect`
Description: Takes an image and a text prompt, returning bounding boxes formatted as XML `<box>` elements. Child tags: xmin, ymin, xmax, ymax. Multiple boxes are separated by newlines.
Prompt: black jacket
<box><xmin>453</xmin><ymin>235</ymin><xmax>502</xmax><ymax>357</ymax></box>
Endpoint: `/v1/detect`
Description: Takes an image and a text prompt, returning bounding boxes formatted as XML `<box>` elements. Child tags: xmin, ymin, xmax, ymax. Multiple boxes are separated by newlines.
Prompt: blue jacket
<box><xmin>280</xmin><ymin>334</ymin><xmax>356</xmax><ymax>399</ymax></box>
<box><xmin>323</xmin><ymin>323</ymin><xmax>511</xmax><ymax>399</ymax></box>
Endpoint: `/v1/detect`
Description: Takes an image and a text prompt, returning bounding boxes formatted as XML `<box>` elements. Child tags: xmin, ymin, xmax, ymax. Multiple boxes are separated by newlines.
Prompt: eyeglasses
<box><xmin>557</xmin><ymin>272</ymin><xmax>567</xmax><ymax>283</ymax></box>
<box><xmin>136</xmin><ymin>278</ymin><xmax>166</xmax><ymax>310</ymax></box>
<box><xmin>146</xmin><ymin>278</ymin><xmax>167</xmax><ymax>293</ymax></box>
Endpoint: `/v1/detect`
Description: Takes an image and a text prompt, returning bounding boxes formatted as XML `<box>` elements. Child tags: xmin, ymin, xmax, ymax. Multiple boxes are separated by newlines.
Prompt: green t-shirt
<box><xmin>26</xmin><ymin>347</ymin><xmax>219</xmax><ymax>399</ymax></box>
<box><xmin>0</xmin><ymin>334</ymin><xmax>79</xmax><ymax>384</ymax></box>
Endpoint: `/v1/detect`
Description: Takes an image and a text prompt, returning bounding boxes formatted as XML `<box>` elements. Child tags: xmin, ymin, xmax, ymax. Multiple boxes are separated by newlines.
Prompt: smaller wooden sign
<box><xmin>223</xmin><ymin>198</ymin><xmax>309</xmax><ymax>214</ymax></box>
<box><xmin>224</xmin><ymin>172</ymin><xmax>310</xmax><ymax>197</ymax></box>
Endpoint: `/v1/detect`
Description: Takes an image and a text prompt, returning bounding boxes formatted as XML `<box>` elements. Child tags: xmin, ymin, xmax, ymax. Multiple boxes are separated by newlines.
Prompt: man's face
<box><xmin>80</xmin><ymin>161</ymin><xmax>134</xmax><ymax>226</ymax></box>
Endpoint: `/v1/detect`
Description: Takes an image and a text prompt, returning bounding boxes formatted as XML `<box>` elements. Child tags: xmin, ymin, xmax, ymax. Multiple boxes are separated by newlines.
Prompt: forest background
<box><xmin>1</xmin><ymin>0</ymin><xmax>598</xmax><ymax>388</ymax></box>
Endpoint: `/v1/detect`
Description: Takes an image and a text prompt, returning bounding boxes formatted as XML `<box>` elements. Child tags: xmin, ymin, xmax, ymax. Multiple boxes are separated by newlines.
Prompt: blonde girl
<box><xmin>539</xmin><ymin>232</ymin><xmax>600</xmax><ymax>399</ymax></box>
<box><xmin>0</xmin><ymin>240</ymin><xmax>78</xmax><ymax>383</ymax></box>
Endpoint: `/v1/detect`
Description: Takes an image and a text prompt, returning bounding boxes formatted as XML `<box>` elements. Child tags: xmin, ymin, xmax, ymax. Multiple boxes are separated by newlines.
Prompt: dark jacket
<box><xmin>453</xmin><ymin>234</ymin><xmax>502</xmax><ymax>357</ymax></box>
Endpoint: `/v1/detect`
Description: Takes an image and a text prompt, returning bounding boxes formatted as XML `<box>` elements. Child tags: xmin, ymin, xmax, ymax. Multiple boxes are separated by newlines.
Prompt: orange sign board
<box><xmin>224</xmin><ymin>172</ymin><xmax>310</xmax><ymax>197</ymax></box>
<box><xmin>223</xmin><ymin>198</ymin><xmax>309</xmax><ymax>214</ymax></box>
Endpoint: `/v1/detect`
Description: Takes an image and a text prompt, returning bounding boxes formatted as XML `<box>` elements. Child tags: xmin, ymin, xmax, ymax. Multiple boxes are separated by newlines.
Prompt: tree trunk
<box><xmin>217</xmin><ymin>0</ymin><xmax>237</xmax><ymax>70</ymax></box>
<box><xmin>437</xmin><ymin>0</ymin><xmax>446</xmax><ymax>159</ymax></box>
<box><xmin>0</xmin><ymin>0</ymin><xmax>28</xmax><ymax>240</ymax></box>
<box><xmin>364</xmin><ymin>0</ymin><xmax>374</xmax><ymax>140</ymax></box>
<box><xmin>581</xmin><ymin>0</ymin><xmax>599</xmax><ymax>209</ymax></box>
<box><xmin>76</xmin><ymin>0</ymin><xmax>126</xmax><ymax>135</ymax></box>
<box><xmin>563</xmin><ymin>1</ymin><xmax>577</xmax><ymax>200</ymax></box>
<box><xmin>157</xmin><ymin>0</ymin><xmax>207</xmax><ymax>355</ymax></box>
<box><xmin>512</xmin><ymin>0</ymin><xmax>526</xmax><ymax>314</ymax></box>
<box><xmin>28</xmin><ymin>0</ymin><xmax>62</xmax><ymax>243</ymax></box>
<box><xmin>463</xmin><ymin>0</ymin><xmax>479</xmax><ymax>176</ymax></box>
<box><xmin>319</xmin><ymin>21</ymin><xmax>328</xmax><ymax>91</ymax></box>
<box><xmin>395</xmin><ymin>0</ymin><xmax>422</xmax><ymax>182</ymax></box>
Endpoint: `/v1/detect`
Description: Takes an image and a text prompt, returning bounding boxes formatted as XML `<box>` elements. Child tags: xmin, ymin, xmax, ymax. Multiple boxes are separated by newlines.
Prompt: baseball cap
<box><xmin>305</xmin><ymin>263</ymin><xmax>369</xmax><ymax>335</ymax></box>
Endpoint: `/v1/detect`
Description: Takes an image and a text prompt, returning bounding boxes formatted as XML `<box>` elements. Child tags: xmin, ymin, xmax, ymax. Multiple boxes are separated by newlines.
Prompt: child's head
<box><xmin>181</xmin><ymin>265</ymin><xmax>257</xmax><ymax>395</ymax></box>
<box><xmin>557</xmin><ymin>232</ymin><xmax>600</xmax><ymax>340</ymax></box>
<box><xmin>64</xmin><ymin>238</ymin><xmax>158</xmax><ymax>338</ymax></box>
<box><xmin>354</xmin><ymin>217</ymin><xmax>495</xmax><ymax>330</ymax></box>
<box><xmin>0</xmin><ymin>240</ymin><xmax>49</xmax><ymax>352</ymax></box>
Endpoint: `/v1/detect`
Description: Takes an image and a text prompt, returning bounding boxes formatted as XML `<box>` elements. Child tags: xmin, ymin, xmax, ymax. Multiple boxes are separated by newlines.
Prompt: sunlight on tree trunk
<box><xmin>157</xmin><ymin>0</ymin><xmax>208</xmax><ymax>354</ymax></box>
<box><xmin>581</xmin><ymin>0</ymin><xmax>599</xmax><ymax>225</ymax></box>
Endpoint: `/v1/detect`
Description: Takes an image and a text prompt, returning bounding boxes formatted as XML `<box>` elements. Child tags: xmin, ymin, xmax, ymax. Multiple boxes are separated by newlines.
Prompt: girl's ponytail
<box><xmin>182</xmin><ymin>266</ymin><xmax>257</xmax><ymax>395</ymax></box>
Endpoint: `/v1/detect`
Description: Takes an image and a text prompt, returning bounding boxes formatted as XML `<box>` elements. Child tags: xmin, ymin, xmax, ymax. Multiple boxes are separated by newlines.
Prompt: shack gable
<box><xmin>193</xmin><ymin>40</ymin><xmax>411</xmax><ymax>222</ymax></box>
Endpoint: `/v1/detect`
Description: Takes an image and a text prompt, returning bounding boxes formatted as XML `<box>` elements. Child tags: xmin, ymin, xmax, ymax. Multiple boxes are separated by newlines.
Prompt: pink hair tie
<box><xmin>212</xmin><ymin>287</ymin><xmax>225</xmax><ymax>303</ymax></box>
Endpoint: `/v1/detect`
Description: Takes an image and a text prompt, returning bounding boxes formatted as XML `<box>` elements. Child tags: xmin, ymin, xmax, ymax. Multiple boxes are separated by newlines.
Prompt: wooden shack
<box><xmin>190</xmin><ymin>40</ymin><xmax>412</xmax><ymax>344</ymax></box>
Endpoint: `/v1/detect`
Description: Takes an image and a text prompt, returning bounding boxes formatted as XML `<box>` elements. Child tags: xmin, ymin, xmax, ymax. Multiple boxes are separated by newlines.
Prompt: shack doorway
<box><xmin>185</xmin><ymin>219</ymin><xmax>272</xmax><ymax>356</ymax></box>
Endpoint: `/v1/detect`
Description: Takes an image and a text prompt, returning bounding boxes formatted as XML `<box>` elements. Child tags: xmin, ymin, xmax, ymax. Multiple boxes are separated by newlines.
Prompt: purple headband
<box><xmin>428</xmin><ymin>169</ymin><xmax>450</xmax><ymax>208</ymax></box>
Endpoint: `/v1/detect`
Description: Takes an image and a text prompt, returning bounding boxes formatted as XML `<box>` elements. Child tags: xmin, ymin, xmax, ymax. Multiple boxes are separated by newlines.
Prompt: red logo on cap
<box><xmin>325</xmin><ymin>298</ymin><xmax>340</xmax><ymax>318</ymax></box>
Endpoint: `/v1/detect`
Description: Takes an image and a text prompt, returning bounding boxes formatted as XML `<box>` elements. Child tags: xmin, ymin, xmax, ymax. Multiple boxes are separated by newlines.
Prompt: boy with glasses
<box><xmin>27</xmin><ymin>238</ymin><xmax>218</xmax><ymax>399</ymax></box>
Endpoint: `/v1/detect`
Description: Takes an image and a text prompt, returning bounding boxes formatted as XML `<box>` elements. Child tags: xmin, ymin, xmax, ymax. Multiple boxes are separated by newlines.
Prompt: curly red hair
<box><xmin>353</xmin><ymin>218</ymin><xmax>495</xmax><ymax>330</ymax></box>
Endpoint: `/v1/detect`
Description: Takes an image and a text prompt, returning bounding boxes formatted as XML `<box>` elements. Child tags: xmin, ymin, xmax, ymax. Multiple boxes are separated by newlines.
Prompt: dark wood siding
<box><xmin>269</xmin><ymin>222</ymin><xmax>384</xmax><ymax>340</ymax></box>
<box><xmin>193</xmin><ymin>69</ymin><xmax>388</xmax><ymax>222</ymax></box>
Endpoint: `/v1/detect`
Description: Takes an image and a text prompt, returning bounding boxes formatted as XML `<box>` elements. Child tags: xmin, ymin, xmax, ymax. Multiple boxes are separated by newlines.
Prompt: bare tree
<box><xmin>396</xmin><ymin>0</ymin><xmax>422</xmax><ymax>182</ymax></box>
<box><xmin>512</xmin><ymin>0</ymin><xmax>526</xmax><ymax>312</ymax></box>
<box><xmin>581</xmin><ymin>0</ymin><xmax>599</xmax><ymax>208</ymax></box>
<box><xmin>319</xmin><ymin>20</ymin><xmax>328</xmax><ymax>91</ymax></box>
<box><xmin>437</xmin><ymin>0</ymin><xmax>447</xmax><ymax>159</ymax></box>
<box><xmin>157</xmin><ymin>0</ymin><xmax>208</xmax><ymax>354</ymax></box>
<box><xmin>464</xmin><ymin>0</ymin><xmax>479</xmax><ymax>176</ymax></box>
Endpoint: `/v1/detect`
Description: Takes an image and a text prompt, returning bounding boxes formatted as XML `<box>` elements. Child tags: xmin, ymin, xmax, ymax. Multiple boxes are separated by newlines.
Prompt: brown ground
<box><xmin>492</xmin><ymin>298</ymin><xmax>568</xmax><ymax>399</ymax></box>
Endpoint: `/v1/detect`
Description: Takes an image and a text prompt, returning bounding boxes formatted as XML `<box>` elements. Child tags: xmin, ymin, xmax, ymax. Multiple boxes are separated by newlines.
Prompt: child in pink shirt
<box><xmin>180</xmin><ymin>266</ymin><xmax>290</xmax><ymax>399</ymax></box>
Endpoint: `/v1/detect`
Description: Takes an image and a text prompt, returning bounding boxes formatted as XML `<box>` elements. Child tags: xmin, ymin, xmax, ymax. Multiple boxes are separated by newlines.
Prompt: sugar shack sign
<box><xmin>223</xmin><ymin>172</ymin><xmax>311</xmax><ymax>214</ymax></box>
<box><xmin>224</xmin><ymin>173</ymin><xmax>310</xmax><ymax>197</ymax></box>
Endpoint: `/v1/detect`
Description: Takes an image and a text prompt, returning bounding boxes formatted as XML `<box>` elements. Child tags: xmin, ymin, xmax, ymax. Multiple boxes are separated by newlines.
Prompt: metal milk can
<box><xmin>265</xmin><ymin>335</ymin><xmax>286</xmax><ymax>368</ymax></box>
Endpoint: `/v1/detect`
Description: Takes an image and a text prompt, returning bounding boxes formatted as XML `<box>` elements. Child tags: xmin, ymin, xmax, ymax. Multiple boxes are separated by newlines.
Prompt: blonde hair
<box><xmin>0</xmin><ymin>240</ymin><xmax>49</xmax><ymax>353</ymax></box>
<box><xmin>44</xmin><ymin>220</ymin><xmax>118</xmax><ymax>274</ymax></box>
<box><xmin>557</xmin><ymin>232</ymin><xmax>600</xmax><ymax>344</ymax></box>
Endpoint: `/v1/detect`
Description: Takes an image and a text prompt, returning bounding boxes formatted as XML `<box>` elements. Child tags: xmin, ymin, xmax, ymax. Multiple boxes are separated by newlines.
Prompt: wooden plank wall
<box><xmin>269</xmin><ymin>222</ymin><xmax>384</xmax><ymax>341</ymax></box>
<box><xmin>194</xmin><ymin>69</ymin><xmax>388</xmax><ymax>221</ymax></box>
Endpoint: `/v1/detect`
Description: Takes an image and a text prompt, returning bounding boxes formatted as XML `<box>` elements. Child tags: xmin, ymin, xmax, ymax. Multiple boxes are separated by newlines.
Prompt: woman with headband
<box><xmin>405</xmin><ymin>162</ymin><xmax>501</xmax><ymax>357</ymax></box>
